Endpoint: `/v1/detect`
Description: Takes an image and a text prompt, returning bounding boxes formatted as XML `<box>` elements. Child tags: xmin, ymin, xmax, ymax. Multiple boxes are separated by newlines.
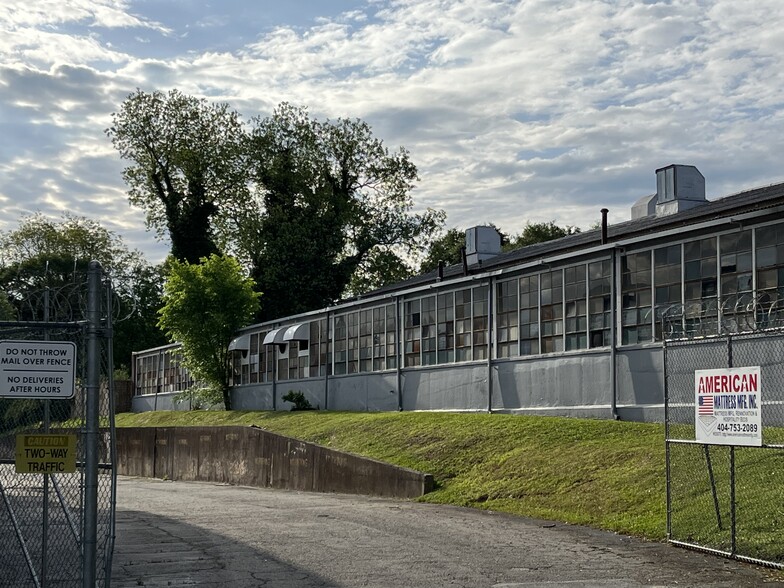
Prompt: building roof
<box><xmin>365</xmin><ymin>179</ymin><xmax>784</xmax><ymax>298</ymax></box>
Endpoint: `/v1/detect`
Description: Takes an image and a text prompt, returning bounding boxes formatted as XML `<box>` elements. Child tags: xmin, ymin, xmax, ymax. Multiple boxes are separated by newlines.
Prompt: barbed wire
<box><xmin>660</xmin><ymin>291</ymin><xmax>784</xmax><ymax>341</ymax></box>
<box><xmin>1</xmin><ymin>271</ymin><xmax>134</xmax><ymax>326</ymax></box>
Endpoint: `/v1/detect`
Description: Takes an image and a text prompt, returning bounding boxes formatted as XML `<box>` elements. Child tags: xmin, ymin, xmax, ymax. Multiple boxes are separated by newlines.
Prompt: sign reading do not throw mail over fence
<box><xmin>0</xmin><ymin>339</ymin><xmax>77</xmax><ymax>399</ymax></box>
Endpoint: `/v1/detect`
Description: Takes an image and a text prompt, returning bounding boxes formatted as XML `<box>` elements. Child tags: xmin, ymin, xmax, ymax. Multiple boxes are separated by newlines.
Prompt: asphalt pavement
<box><xmin>112</xmin><ymin>476</ymin><xmax>782</xmax><ymax>588</ymax></box>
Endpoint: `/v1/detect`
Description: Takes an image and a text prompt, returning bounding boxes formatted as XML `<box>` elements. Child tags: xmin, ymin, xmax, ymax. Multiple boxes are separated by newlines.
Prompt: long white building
<box><xmin>132</xmin><ymin>164</ymin><xmax>784</xmax><ymax>420</ymax></box>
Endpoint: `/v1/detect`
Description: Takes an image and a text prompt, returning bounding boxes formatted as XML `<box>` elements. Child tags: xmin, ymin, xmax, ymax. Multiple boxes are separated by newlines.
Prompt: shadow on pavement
<box><xmin>113</xmin><ymin>509</ymin><xmax>337</xmax><ymax>587</ymax></box>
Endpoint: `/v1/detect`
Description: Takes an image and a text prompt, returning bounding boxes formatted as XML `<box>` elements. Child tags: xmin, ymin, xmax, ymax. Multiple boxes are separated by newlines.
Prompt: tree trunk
<box><xmin>222</xmin><ymin>386</ymin><xmax>232</xmax><ymax>411</ymax></box>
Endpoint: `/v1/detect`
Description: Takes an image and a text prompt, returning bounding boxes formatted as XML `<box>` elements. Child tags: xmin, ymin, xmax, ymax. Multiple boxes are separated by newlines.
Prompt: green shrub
<box><xmin>282</xmin><ymin>391</ymin><xmax>313</xmax><ymax>411</ymax></box>
<box><xmin>174</xmin><ymin>386</ymin><xmax>224</xmax><ymax>410</ymax></box>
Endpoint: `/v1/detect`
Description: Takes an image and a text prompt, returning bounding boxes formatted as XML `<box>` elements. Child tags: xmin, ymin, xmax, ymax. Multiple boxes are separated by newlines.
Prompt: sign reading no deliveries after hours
<box><xmin>0</xmin><ymin>340</ymin><xmax>76</xmax><ymax>399</ymax></box>
<box><xmin>695</xmin><ymin>366</ymin><xmax>762</xmax><ymax>447</ymax></box>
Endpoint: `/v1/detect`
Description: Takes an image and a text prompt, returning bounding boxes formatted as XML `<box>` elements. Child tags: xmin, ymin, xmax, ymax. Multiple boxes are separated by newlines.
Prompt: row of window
<box><xmin>133</xmin><ymin>348</ymin><xmax>202</xmax><ymax>395</ymax></box>
<box><xmin>134</xmin><ymin>222</ymin><xmax>784</xmax><ymax>391</ymax></box>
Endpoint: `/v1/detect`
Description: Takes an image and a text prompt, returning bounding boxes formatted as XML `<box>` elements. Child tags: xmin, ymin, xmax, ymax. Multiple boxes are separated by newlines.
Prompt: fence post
<box><xmin>83</xmin><ymin>261</ymin><xmax>102</xmax><ymax>587</ymax></box>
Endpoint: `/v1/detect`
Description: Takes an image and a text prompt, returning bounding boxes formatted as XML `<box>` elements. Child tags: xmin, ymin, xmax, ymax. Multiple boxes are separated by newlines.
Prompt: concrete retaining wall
<box><xmin>116</xmin><ymin>426</ymin><xmax>434</xmax><ymax>499</ymax></box>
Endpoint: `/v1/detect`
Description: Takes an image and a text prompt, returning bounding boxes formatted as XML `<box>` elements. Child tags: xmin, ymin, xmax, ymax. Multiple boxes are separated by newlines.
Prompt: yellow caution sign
<box><xmin>15</xmin><ymin>434</ymin><xmax>77</xmax><ymax>474</ymax></box>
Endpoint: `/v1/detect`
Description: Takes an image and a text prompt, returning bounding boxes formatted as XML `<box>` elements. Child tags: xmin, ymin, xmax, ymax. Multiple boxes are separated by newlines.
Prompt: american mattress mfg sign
<box><xmin>694</xmin><ymin>366</ymin><xmax>762</xmax><ymax>447</ymax></box>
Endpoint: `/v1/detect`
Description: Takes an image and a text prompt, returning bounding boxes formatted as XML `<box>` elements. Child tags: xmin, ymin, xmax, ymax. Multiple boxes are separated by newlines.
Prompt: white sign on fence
<box><xmin>694</xmin><ymin>366</ymin><xmax>762</xmax><ymax>446</ymax></box>
<box><xmin>0</xmin><ymin>340</ymin><xmax>77</xmax><ymax>399</ymax></box>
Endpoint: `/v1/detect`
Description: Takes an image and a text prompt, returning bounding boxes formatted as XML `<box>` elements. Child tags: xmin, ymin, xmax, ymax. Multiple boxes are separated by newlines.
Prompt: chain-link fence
<box><xmin>0</xmin><ymin>263</ymin><xmax>116</xmax><ymax>587</ymax></box>
<box><xmin>665</xmin><ymin>320</ymin><xmax>784</xmax><ymax>567</ymax></box>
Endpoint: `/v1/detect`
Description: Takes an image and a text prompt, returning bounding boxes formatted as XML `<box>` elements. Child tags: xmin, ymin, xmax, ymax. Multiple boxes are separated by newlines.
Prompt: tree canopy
<box><xmin>0</xmin><ymin>213</ymin><xmax>167</xmax><ymax>371</ymax></box>
<box><xmin>108</xmin><ymin>93</ymin><xmax>444</xmax><ymax>319</ymax></box>
<box><xmin>158</xmin><ymin>254</ymin><xmax>260</xmax><ymax>410</ymax></box>
<box><xmin>242</xmin><ymin>103</ymin><xmax>443</xmax><ymax>319</ymax></box>
<box><xmin>107</xmin><ymin>89</ymin><xmax>249</xmax><ymax>264</ymax></box>
<box><xmin>505</xmin><ymin>221</ymin><xmax>579</xmax><ymax>250</ymax></box>
<box><xmin>420</xmin><ymin>221</ymin><xmax>579</xmax><ymax>273</ymax></box>
<box><xmin>419</xmin><ymin>228</ymin><xmax>469</xmax><ymax>273</ymax></box>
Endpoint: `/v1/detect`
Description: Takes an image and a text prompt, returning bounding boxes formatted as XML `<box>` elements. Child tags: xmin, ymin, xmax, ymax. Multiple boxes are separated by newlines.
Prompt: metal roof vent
<box><xmin>654</xmin><ymin>164</ymin><xmax>706</xmax><ymax>216</ymax></box>
<box><xmin>465</xmin><ymin>226</ymin><xmax>501</xmax><ymax>265</ymax></box>
<box><xmin>631</xmin><ymin>164</ymin><xmax>707</xmax><ymax>220</ymax></box>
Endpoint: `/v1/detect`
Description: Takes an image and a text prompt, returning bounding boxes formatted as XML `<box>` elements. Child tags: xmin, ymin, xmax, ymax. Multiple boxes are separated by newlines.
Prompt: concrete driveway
<box><xmin>112</xmin><ymin>477</ymin><xmax>781</xmax><ymax>587</ymax></box>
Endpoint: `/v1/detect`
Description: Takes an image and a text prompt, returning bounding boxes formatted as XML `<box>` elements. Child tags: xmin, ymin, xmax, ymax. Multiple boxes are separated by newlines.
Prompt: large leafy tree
<box><xmin>505</xmin><ymin>221</ymin><xmax>579</xmax><ymax>250</ymax></box>
<box><xmin>419</xmin><ymin>228</ymin><xmax>469</xmax><ymax>273</ymax></box>
<box><xmin>107</xmin><ymin>89</ymin><xmax>249</xmax><ymax>264</ymax></box>
<box><xmin>420</xmin><ymin>221</ymin><xmax>579</xmax><ymax>273</ymax></box>
<box><xmin>0</xmin><ymin>213</ymin><xmax>167</xmax><ymax>372</ymax></box>
<box><xmin>240</xmin><ymin>103</ymin><xmax>443</xmax><ymax>320</ymax></box>
<box><xmin>158</xmin><ymin>254</ymin><xmax>260</xmax><ymax>410</ymax></box>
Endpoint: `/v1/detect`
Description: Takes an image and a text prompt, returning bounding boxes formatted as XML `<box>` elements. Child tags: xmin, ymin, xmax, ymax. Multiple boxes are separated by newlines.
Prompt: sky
<box><xmin>2</xmin><ymin>0</ymin><xmax>784</xmax><ymax>265</ymax></box>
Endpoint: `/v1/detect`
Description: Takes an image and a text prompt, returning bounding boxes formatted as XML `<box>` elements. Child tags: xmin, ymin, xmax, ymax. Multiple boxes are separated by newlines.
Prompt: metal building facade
<box><xmin>131</xmin><ymin>168</ymin><xmax>784</xmax><ymax>421</ymax></box>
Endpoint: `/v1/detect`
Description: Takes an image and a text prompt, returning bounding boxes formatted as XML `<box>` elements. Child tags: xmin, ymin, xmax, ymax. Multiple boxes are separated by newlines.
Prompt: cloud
<box><xmin>1</xmin><ymin>0</ymin><xmax>784</xmax><ymax>265</ymax></box>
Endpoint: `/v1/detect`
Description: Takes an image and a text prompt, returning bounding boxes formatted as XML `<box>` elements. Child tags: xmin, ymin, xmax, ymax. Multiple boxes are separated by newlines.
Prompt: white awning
<box><xmin>262</xmin><ymin>328</ymin><xmax>287</xmax><ymax>345</ymax></box>
<box><xmin>282</xmin><ymin>323</ymin><xmax>310</xmax><ymax>342</ymax></box>
<box><xmin>228</xmin><ymin>334</ymin><xmax>250</xmax><ymax>352</ymax></box>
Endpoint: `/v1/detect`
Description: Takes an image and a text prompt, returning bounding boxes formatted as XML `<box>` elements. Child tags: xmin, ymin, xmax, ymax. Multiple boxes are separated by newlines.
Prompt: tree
<box><xmin>346</xmin><ymin>249</ymin><xmax>416</xmax><ymax>297</ymax></box>
<box><xmin>504</xmin><ymin>221</ymin><xmax>579</xmax><ymax>251</ymax></box>
<box><xmin>158</xmin><ymin>254</ymin><xmax>260</xmax><ymax>410</ymax></box>
<box><xmin>107</xmin><ymin>89</ymin><xmax>249</xmax><ymax>264</ymax></box>
<box><xmin>0</xmin><ymin>213</ymin><xmax>167</xmax><ymax>371</ymax></box>
<box><xmin>240</xmin><ymin>103</ymin><xmax>444</xmax><ymax>320</ymax></box>
<box><xmin>419</xmin><ymin>224</ymin><xmax>510</xmax><ymax>273</ymax></box>
<box><xmin>419</xmin><ymin>228</ymin><xmax>468</xmax><ymax>273</ymax></box>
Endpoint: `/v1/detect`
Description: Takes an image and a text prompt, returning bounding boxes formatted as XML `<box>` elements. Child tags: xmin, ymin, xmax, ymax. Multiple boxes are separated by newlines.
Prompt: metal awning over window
<box><xmin>228</xmin><ymin>334</ymin><xmax>250</xmax><ymax>352</ymax></box>
<box><xmin>283</xmin><ymin>323</ymin><xmax>309</xmax><ymax>342</ymax></box>
<box><xmin>262</xmin><ymin>328</ymin><xmax>287</xmax><ymax>345</ymax></box>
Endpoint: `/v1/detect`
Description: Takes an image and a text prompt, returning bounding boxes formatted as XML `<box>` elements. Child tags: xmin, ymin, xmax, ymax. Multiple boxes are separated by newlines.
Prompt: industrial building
<box><xmin>132</xmin><ymin>164</ymin><xmax>784</xmax><ymax>420</ymax></box>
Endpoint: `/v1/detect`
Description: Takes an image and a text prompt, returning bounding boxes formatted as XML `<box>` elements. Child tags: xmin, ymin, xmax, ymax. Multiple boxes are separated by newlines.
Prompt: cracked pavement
<box><xmin>112</xmin><ymin>477</ymin><xmax>782</xmax><ymax>587</ymax></box>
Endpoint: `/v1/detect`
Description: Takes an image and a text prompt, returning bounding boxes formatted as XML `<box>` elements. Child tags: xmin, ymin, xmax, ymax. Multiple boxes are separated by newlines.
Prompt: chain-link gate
<box><xmin>0</xmin><ymin>262</ymin><xmax>116</xmax><ymax>587</ymax></box>
<box><xmin>663</xmin><ymin>299</ymin><xmax>784</xmax><ymax>568</ymax></box>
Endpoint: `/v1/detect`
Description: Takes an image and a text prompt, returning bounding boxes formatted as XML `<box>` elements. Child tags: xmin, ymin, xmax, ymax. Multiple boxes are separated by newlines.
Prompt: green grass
<box><xmin>115</xmin><ymin>410</ymin><xmax>668</xmax><ymax>539</ymax></box>
<box><xmin>112</xmin><ymin>410</ymin><xmax>784</xmax><ymax>562</ymax></box>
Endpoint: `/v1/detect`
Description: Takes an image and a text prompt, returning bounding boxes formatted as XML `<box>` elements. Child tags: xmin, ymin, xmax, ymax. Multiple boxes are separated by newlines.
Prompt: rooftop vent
<box><xmin>465</xmin><ymin>226</ymin><xmax>501</xmax><ymax>265</ymax></box>
<box><xmin>631</xmin><ymin>164</ymin><xmax>706</xmax><ymax>220</ymax></box>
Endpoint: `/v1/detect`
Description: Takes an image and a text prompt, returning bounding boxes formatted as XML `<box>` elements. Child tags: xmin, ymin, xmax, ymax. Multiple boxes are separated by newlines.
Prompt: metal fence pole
<box><xmin>663</xmin><ymin>339</ymin><xmax>672</xmax><ymax>539</ymax></box>
<box><xmin>83</xmin><ymin>261</ymin><xmax>102</xmax><ymax>588</ymax></box>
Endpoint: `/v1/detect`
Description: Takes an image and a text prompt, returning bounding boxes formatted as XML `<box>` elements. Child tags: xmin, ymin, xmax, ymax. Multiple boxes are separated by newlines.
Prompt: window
<box><xmin>360</xmin><ymin>309</ymin><xmax>373</xmax><ymax>372</ymax></box>
<box><xmin>437</xmin><ymin>292</ymin><xmax>455</xmax><ymax>364</ymax></box>
<box><xmin>455</xmin><ymin>288</ymin><xmax>473</xmax><ymax>362</ymax></box>
<box><xmin>404</xmin><ymin>300</ymin><xmax>421</xmax><ymax>367</ymax></box>
<box><xmin>309</xmin><ymin>320</ymin><xmax>330</xmax><ymax>377</ymax></box>
<box><xmin>755</xmin><ymin>223</ymin><xmax>784</xmax><ymax>295</ymax></box>
<box><xmin>472</xmin><ymin>286</ymin><xmax>489</xmax><ymax>360</ymax></box>
<box><xmin>588</xmin><ymin>260</ymin><xmax>612</xmax><ymax>348</ymax></box>
<box><xmin>421</xmin><ymin>296</ymin><xmax>437</xmax><ymax>365</ymax></box>
<box><xmin>564</xmin><ymin>265</ymin><xmax>587</xmax><ymax>351</ymax></box>
<box><xmin>496</xmin><ymin>279</ymin><xmax>519</xmax><ymax>358</ymax></box>
<box><xmin>287</xmin><ymin>341</ymin><xmax>299</xmax><ymax>380</ymax></box>
<box><xmin>332</xmin><ymin>307</ymin><xmax>391</xmax><ymax>375</ymax></box>
<box><xmin>347</xmin><ymin>312</ymin><xmax>359</xmax><ymax>373</ymax></box>
<box><xmin>540</xmin><ymin>269</ymin><xmax>563</xmax><ymax>353</ymax></box>
<box><xmin>249</xmin><ymin>334</ymin><xmax>259</xmax><ymax>383</ymax></box>
<box><xmin>372</xmin><ymin>307</ymin><xmax>386</xmax><ymax>371</ymax></box>
<box><xmin>684</xmin><ymin>237</ymin><xmax>717</xmax><ymax>335</ymax></box>
<box><xmin>404</xmin><ymin>286</ymin><xmax>488</xmax><ymax>365</ymax></box>
<box><xmin>519</xmin><ymin>275</ymin><xmax>539</xmax><ymax>355</ymax></box>
<box><xmin>719</xmin><ymin>230</ymin><xmax>752</xmax><ymax>330</ymax></box>
<box><xmin>653</xmin><ymin>245</ymin><xmax>682</xmax><ymax>340</ymax></box>
<box><xmin>386</xmin><ymin>304</ymin><xmax>397</xmax><ymax>370</ymax></box>
<box><xmin>333</xmin><ymin>315</ymin><xmax>348</xmax><ymax>375</ymax></box>
<box><xmin>621</xmin><ymin>251</ymin><xmax>652</xmax><ymax>344</ymax></box>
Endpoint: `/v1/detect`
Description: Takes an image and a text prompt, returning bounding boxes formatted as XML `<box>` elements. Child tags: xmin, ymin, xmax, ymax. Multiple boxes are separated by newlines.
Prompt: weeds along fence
<box><xmin>0</xmin><ymin>262</ymin><xmax>116</xmax><ymax>587</ymax></box>
<box><xmin>663</xmin><ymin>296</ymin><xmax>784</xmax><ymax>568</ymax></box>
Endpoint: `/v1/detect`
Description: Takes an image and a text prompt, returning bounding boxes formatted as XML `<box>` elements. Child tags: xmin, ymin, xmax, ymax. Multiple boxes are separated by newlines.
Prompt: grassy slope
<box><xmin>115</xmin><ymin>411</ymin><xmax>666</xmax><ymax>539</ymax></box>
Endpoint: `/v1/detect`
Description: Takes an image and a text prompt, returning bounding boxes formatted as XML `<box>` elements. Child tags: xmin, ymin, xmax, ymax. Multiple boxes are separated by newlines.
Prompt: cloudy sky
<box><xmin>2</xmin><ymin>0</ymin><xmax>784</xmax><ymax>265</ymax></box>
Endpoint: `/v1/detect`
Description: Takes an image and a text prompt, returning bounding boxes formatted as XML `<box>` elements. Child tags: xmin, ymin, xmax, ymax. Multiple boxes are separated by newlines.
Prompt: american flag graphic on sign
<box><xmin>698</xmin><ymin>395</ymin><xmax>714</xmax><ymax>416</ymax></box>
